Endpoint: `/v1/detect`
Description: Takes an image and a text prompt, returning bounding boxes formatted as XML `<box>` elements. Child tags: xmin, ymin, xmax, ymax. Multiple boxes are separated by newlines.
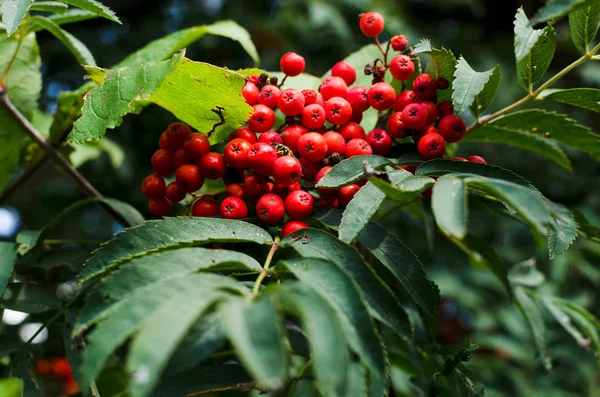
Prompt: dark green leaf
<box><xmin>35</xmin><ymin>9</ymin><xmax>99</xmax><ymax>29</ymax></box>
<box><xmin>570</xmin><ymin>3</ymin><xmax>600</xmax><ymax>52</ymax></box>
<box><xmin>414</xmin><ymin>40</ymin><xmax>457</xmax><ymax>102</ymax></box>
<box><xmin>55</xmin><ymin>0</ymin><xmax>120</xmax><ymax>24</ymax></box>
<box><xmin>516</xmin><ymin>22</ymin><xmax>556</xmax><ymax>91</ymax></box>
<box><xmin>0</xmin><ymin>378</ymin><xmax>23</xmax><ymax>397</ymax></box>
<box><xmin>537</xmin><ymin>88</ymin><xmax>600</xmax><ymax>113</ymax></box>
<box><xmin>0</xmin><ymin>242</ymin><xmax>17</xmax><ymax>296</ymax></box>
<box><xmin>452</xmin><ymin>57</ymin><xmax>500</xmax><ymax>115</ymax></box>
<box><xmin>514</xmin><ymin>8</ymin><xmax>545</xmax><ymax>61</ymax></box>
<box><xmin>469</xmin><ymin>64</ymin><xmax>500</xmax><ymax>118</ymax></box>
<box><xmin>368</xmin><ymin>173</ymin><xmax>435</xmax><ymax>202</ymax></box>
<box><xmin>316</xmin><ymin>155</ymin><xmax>392</xmax><ymax>189</ymax></box>
<box><xmin>357</xmin><ymin>222</ymin><xmax>440</xmax><ymax>316</ymax></box>
<box><xmin>437</xmin><ymin>340</ymin><xmax>478</xmax><ymax>376</ymax></box>
<box><xmin>281</xmin><ymin>228</ymin><xmax>411</xmax><ymax>336</ymax></box>
<box><xmin>152</xmin><ymin>365</ymin><xmax>253</xmax><ymax>397</ymax></box>
<box><xmin>1</xmin><ymin>0</ymin><xmax>33</xmax><ymax>35</ymax></box>
<box><xmin>542</xmin><ymin>299</ymin><xmax>594</xmax><ymax>356</ymax></box>
<box><xmin>29</xmin><ymin>1</ymin><xmax>68</xmax><ymax>13</ymax></box>
<box><xmin>531</xmin><ymin>0</ymin><xmax>599</xmax><ymax>25</ymax></box>
<box><xmin>415</xmin><ymin>158</ymin><xmax>532</xmax><ymax>186</ymax></box>
<box><xmin>573</xmin><ymin>210</ymin><xmax>600</xmax><ymax>243</ymax></box>
<box><xmin>78</xmin><ymin>217</ymin><xmax>272</xmax><ymax>284</ymax></box>
<box><xmin>547</xmin><ymin>203</ymin><xmax>578</xmax><ymax>259</ymax></box>
<box><xmin>514</xmin><ymin>287</ymin><xmax>551</xmax><ymax>370</ymax></box>
<box><xmin>432</xmin><ymin>176</ymin><xmax>468</xmax><ymax>239</ymax></box>
<box><xmin>508</xmin><ymin>260</ymin><xmax>546</xmax><ymax>287</ymax></box>
<box><xmin>221</xmin><ymin>296</ymin><xmax>287</xmax><ymax>390</ymax></box>
<box><xmin>1</xmin><ymin>283</ymin><xmax>61</xmax><ymax>313</ymax></box>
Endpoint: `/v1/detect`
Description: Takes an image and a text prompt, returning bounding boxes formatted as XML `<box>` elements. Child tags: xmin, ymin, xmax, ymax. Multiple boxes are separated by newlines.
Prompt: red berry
<box><xmin>280</xmin><ymin>52</ymin><xmax>305</xmax><ymax>76</ymax></box>
<box><xmin>281</xmin><ymin>124</ymin><xmax>309</xmax><ymax>153</ymax></box>
<box><xmin>391</xmin><ymin>35</ymin><xmax>409</xmax><ymax>52</ymax></box>
<box><xmin>359</xmin><ymin>12</ymin><xmax>385</xmax><ymax>37</ymax></box>
<box><xmin>198</xmin><ymin>152</ymin><xmax>226</xmax><ymax>179</ymax></box>
<box><xmin>248</xmin><ymin>75</ymin><xmax>260</xmax><ymax>85</ymax></box>
<box><xmin>225</xmin><ymin>183</ymin><xmax>245</xmax><ymax>199</ymax></box>
<box><xmin>285</xmin><ymin>190</ymin><xmax>314</xmax><ymax>219</ymax></box>
<box><xmin>436</xmin><ymin>77</ymin><xmax>449</xmax><ymax>90</ymax></box>
<box><xmin>192</xmin><ymin>197</ymin><xmax>219</xmax><ymax>217</ymax></box>
<box><xmin>417</xmin><ymin>133</ymin><xmax>446</xmax><ymax>160</ymax></box>
<box><xmin>346</xmin><ymin>138</ymin><xmax>373</xmax><ymax>158</ymax></box>
<box><xmin>176</xmin><ymin>164</ymin><xmax>205</xmax><ymax>193</ymax></box>
<box><xmin>165</xmin><ymin>122</ymin><xmax>191</xmax><ymax>149</ymax></box>
<box><xmin>273</xmin><ymin>156</ymin><xmax>302</xmax><ymax>185</ymax></box>
<box><xmin>387</xmin><ymin>112</ymin><xmax>405</xmax><ymax>138</ymax></box>
<box><xmin>247</xmin><ymin>142</ymin><xmax>277</xmax><ymax>176</ymax></box>
<box><xmin>159</xmin><ymin>131</ymin><xmax>173</xmax><ymax>151</ymax></box>
<box><xmin>412</xmin><ymin>74</ymin><xmax>437</xmax><ymax>100</ymax></box>
<box><xmin>184</xmin><ymin>133</ymin><xmax>210</xmax><ymax>159</ymax></box>
<box><xmin>324</xmin><ymin>97</ymin><xmax>353</xmax><ymax>125</ymax></box>
<box><xmin>302</xmin><ymin>89</ymin><xmax>318</xmax><ymax>105</ymax></box>
<box><xmin>452</xmin><ymin>157</ymin><xmax>468</xmax><ymax>162</ymax></box>
<box><xmin>320</xmin><ymin>76</ymin><xmax>348</xmax><ymax>100</ymax></box>
<box><xmin>35</xmin><ymin>359</ymin><xmax>53</xmax><ymax>376</ymax></box>
<box><xmin>315</xmin><ymin>166</ymin><xmax>336</xmax><ymax>193</ymax></box>
<box><xmin>366</xmin><ymin>129</ymin><xmax>393</xmax><ymax>156</ymax></box>
<box><xmin>282</xmin><ymin>220</ymin><xmax>309</xmax><ymax>238</ymax></box>
<box><xmin>401</xmin><ymin>103</ymin><xmax>428</xmax><ymax>130</ymax></box>
<box><xmin>149</xmin><ymin>197</ymin><xmax>172</xmax><ymax>217</ymax></box>
<box><xmin>248</xmin><ymin>104</ymin><xmax>276</xmax><ymax>132</ymax></box>
<box><xmin>242</xmin><ymin>82</ymin><xmax>259</xmax><ymax>105</ymax></box>
<box><xmin>278</xmin><ymin>88</ymin><xmax>305</xmax><ymax>116</ymax></box>
<box><xmin>438</xmin><ymin>115</ymin><xmax>466</xmax><ymax>143</ymax></box>
<box><xmin>368</xmin><ymin>82</ymin><xmax>396</xmax><ymax>111</ymax></box>
<box><xmin>420</xmin><ymin>101</ymin><xmax>439</xmax><ymax>125</ymax></box>
<box><xmin>467</xmin><ymin>155</ymin><xmax>487</xmax><ymax>164</ymax></box>
<box><xmin>331</xmin><ymin>61</ymin><xmax>357</xmax><ymax>86</ymax></box>
<box><xmin>224</xmin><ymin>138</ymin><xmax>252</xmax><ymax>169</ymax></box>
<box><xmin>419</xmin><ymin>125</ymin><xmax>438</xmax><ymax>138</ymax></box>
<box><xmin>339</xmin><ymin>184</ymin><xmax>360</xmax><ymax>207</ymax></box>
<box><xmin>151</xmin><ymin>149</ymin><xmax>175</xmax><ymax>176</ymax></box>
<box><xmin>299</xmin><ymin>157</ymin><xmax>322</xmax><ymax>181</ymax></box>
<box><xmin>173</xmin><ymin>148</ymin><xmax>192</xmax><ymax>168</ymax></box>
<box><xmin>338</xmin><ymin>122</ymin><xmax>366</xmax><ymax>141</ymax></box>
<box><xmin>220</xmin><ymin>197</ymin><xmax>248</xmax><ymax>219</ymax></box>
<box><xmin>244</xmin><ymin>175</ymin><xmax>269</xmax><ymax>197</ymax></box>
<box><xmin>228</xmin><ymin>127</ymin><xmax>257</xmax><ymax>143</ymax></box>
<box><xmin>297</xmin><ymin>132</ymin><xmax>328</xmax><ymax>162</ymax></box>
<box><xmin>256</xmin><ymin>194</ymin><xmax>285</xmax><ymax>224</ymax></box>
<box><xmin>346</xmin><ymin>86</ymin><xmax>370</xmax><ymax>113</ymax></box>
<box><xmin>437</xmin><ymin>101</ymin><xmax>454</xmax><ymax>118</ymax></box>
<box><xmin>323</xmin><ymin>131</ymin><xmax>346</xmax><ymax>156</ymax></box>
<box><xmin>394</xmin><ymin>90</ymin><xmax>419</xmax><ymax>112</ymax></box>
<box><xmin>349</xmin><ymin>111</ymin><xmax>363</xmax><ymax>124</ymax></box>
<box><xmin>301</xmin><ymin>104</ymin><xmax>326</xmax><ymax>130</ymax></box>
<box><xmin>319</xmin><ymin>194</ymin><xmax>339</xmax><ymax>209</ymax></box>
<box><xmin>141</xmin><ymin>174</ymin><xmax>166</xmax><ymax>199</ymax></box>
<box><xmin>258</xmin><ymin>131</ymin><xmax>283</xmax><ymax>147</ymax></box>
<box><xmin>401</xmin><ymin>165</ymin><xmax>417</xmax><ymax>174</ymax></box>
<box><xmin>389</xmin><ymin>55</ymin><xmax>415</xmax><ymax>80</ymax></box>
<box><xmin>165</xmin><ymin>181</ymin><xmax>186</xmax><ymax>202</ymax></box>
<box><xmin>258</xmin><ymin>84</ymin><xmax>281</xmax><ymax>109</ymax></box>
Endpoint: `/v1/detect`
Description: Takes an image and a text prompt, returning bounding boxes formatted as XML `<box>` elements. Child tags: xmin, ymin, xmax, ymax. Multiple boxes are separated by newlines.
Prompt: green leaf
<box><xmin>1</xmin><ymin>0</ymin><xmax>33</xmax><ymax>35</ymax></box>
<box><xmin>570</xmin><ymin>3</ymin><xmax>600</xmax><ymax>52</ymax></box>
<box><xmin>29</xmin><ymin>1</ymin><xmax>68</xmax><ymax>13</ymax></box>
<box><xmin>537</xmin><ymin>88</ymin><xmax>600</xmax><ymax>113</ymax></box>
<box><xmin>432</xmin><ymin>176</ymin><xmax>468</xmax><ymax>239</ymax></box>
<box><xmin>221</xmin><ymin>296</ymin><xmax>287</xmax><ymax>390</ymax></box>
<box><xmin>357</xmin><ymin>222</ymin><xmax>440</xmax><ymax>316</ymax></box>
<box><xmin>29</xmin><ymin>16</ymin><xmax>96</xmax><ymax>66</ymax></box>
<box><xmin>152</xmin><ymin>365</ymin><xmax>253</xmax><ymax>397</ymax></box>
<box><xmin>1</xmin><ymin>282</ymin><xmax>61</xmax><ymax>313</ymax></box>
<box><xmin>469</xmin><ymin>65</ymin><xmax>500</xmax><ymax>118</ymax></box>
<box><xmin>281</xmin><ymin>228</ymin><xmax>411</xmax><ymax>336</ymax></box>
<box><xmin>514</xmin><ymin>287</ymin><xmax>551</xmax><ymax>370</ymax></box>
<box><xmin>452</xmin><ymin>57</ymin><xmax>500</xmax><ymax>115</ymax></box>
<box><xmin>548</xmin><ymin>203</ymin><xmax>578</xmax><ymax>260</ymax></box>
<box><xmin>515</xmin><ymin>13</ymin><xmax>556</xmax><ymax>92</ymax></box>
<box><xmin>368</xmin><ymin>173</ymin><xmax>435</xmax><ymax>202</ymax></box>
<box><xmin>0</xmin><ymin>32</ymin><xmax>41</xmax><ymax>193</ymax></box>
<box><xmin>0</xmin><ymin>242</ymin><xmax>17</xmax><ymax>296</ymax></box>
<box><xmin>316</xmin><ymin>155</ymin><xmax>392</xmax><ymax>189</ymax></box>
<box><xmin>276</xmin><ymin>258</ymin><xmax>386</xmax><ymax>377</ymax></box>
<box><xmin>78</xmin><ymin>217</ymin><xmax>272</xmax><ymax>284</ymax></box>
<box><xmin>437</xmin><ymin>340</ymin><xmax>478</xmax><ymax>377</ymax></box>
<box><xmin>69</xmin><ymin>137</ymin><xmax>124</xmax><ymax>168</ymax></box>
<box><xmin>413</xmin><ymin>39</ymin><xmax>457</xmax><ymax>102</ymax></box>
<box><xmin>508</xmin><ymin>260</ymin><xmax>546</xmax><ymax>287</ymax></box>
<box><xmin>0</xmin><ymin>378</ymin><xmax>23</xmax><ymax>397</ymax></box>
<box><xmin>33</xmin><ymin>9</ymin><xmax>99</xmax><ymax>30</ymax></box>
<box><xmin>272</xmin><ymin>71</ymin><xmax>321</xmax><ymax>91</ymax></box>
<box><xmin>514</xmin><ymin>8</ymin><xmax>545</xmax><ymax>62</ymax></box>
<box><xmin>339</xmin><ymin>169</ymin><xmax>408</xmax><ymax>243</ymax></box>
<box><xmin>542</xmin><ymin>298</ymin><xmax>593</xmax><ymax>356</ymax></box>
<box><xmin>55</xmin><ymin>0</ymin><xmax>120</xmax><ymax>24</ymax></box>
<box><xmin>75</xmin><ymin>247</ymin><xmax>261</xmax><ymax>334</ymax></box>
<box><xmin>531</xmin><ymin>0</ymin><xmax>600</xmax><ymax>25</ymax></box>
<box><xmin>415</xmin><ymin>158</ymin><xmax>532</xmax><ymax>186</ymax></box>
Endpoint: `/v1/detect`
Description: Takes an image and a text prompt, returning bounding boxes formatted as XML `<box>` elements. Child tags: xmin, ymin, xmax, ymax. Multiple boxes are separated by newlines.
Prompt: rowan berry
<box><xmin>436</xmin><ymin>77</ymin><xmax>449</xmax><ymax>90</ymax></box>
<box><xmin>184</xmin><ymin>133</ymin><xmax>210</xmax><ymax>159</ymax></box>
<box><xmin>297</xmin><ymin>132</ymin><xmax>328</xmax><ymax>162</ymax></box>
<box><xmin>315</xmin><ymin>166</ymin><xmax>336</xmax><ymax>192</ymax></box>
<box><xmin>417</xmin><ymin>133</ymin><xmax>446</xmax><ymax>160</ymax></box>
<box><xmin>258</xmin><ymin>84</ymin><xmax>280</xmax><ymax>109</ymax></box>
<box><xmin>256</xmin><ymin>194</ymin><xmax>285</xmax><ymax>224</ymax></box>
<box><xmin>437</xmin><ymin>100</ymin><xmax>454</xmax><ymax>118</ymax></box>
<box><xmin>34</xmin><ymin>359</ymin><xmax>53</xmax><ymax>376</ymax></box>
<box><xmin>247</xmin><ymin>142</ymin><xmax>277</xmax><ymax>176</ymax></box>
<box><xmin>282</xmin><ymin>220</ymin><xmax>309</xmax><ymax>238</ymax></box>
<box><xmin>142</xmin><ymin>174</ymin><xmax>166</xmax><ymax>199</ymax></box>
<box><xmin>165</xmin><ymin>122</ymin><xmax>191</xmax><ymax>148</ymax></box>
<box><xmin>165</xmin><ymin>181</ymin><xmax>186</xmax><ymax>202</ymax></box>
<box><xmin>273</xmin><ymin>182</ymin><xmax>301</xmax><ymax>198</ymax></box>
<box><xmin>391</xmin><ymin>35</ymin><xmax>409</xmax><ymax>52</ymax></box>
<box><xmin>273</xmin><ymin>156</ymin><xmax>302</xmax><ymax>185</ymax></box>
<box><xmin>319</xmin><ymin>195</ymin><xmax>339</xmax><ymax>209</ymax></box>
<box><xmin>228</xmin><ymin>127</ymin><xmax>257</xmax><ymax>143</ymax></box>
<box><xmin>151</xmin><ymin>149</ymin><xmax>175</xmax><ymax>176</ymax></box>
<box><xmin>438</xmin><ymin>115</ymin><xmax>466</xmax><ymax>143</ymax></box>
<box><xmin>242</xmin><ymin>81</ymin><xmax>259</xmax><ymax>105</ymax></box>
<box><xmin>453</xmin><ymin>157</ymin><xmax>468</xmax><ymax>162</ymax></box>
<box><xmin>257</xmin><ymin>130</ymin><xmax>283</xmax><ymax>147</ymax></box>
<box><xmin>394</xmin><ymin>90</ymin><xmax>419</xmax><ymax>112</ymax></box>
<box><xmin>281</xmin><ymin>125</ymin><xmax>308</xmax><ymax>154</ymax></box>
<box><xmin>220</xmin><ymin>197</ymin><xmax>248</xmax><ymax>219</ymax></box>
<box><xmin>339</xmin><ymin>184</ymin><xmax>360</xmax><ymax>207</ymax></box>
<box><xmin>400</xmin><ymin>165</ymin><xmax>417</xmax><ymax>174</ymax></box>
<box><xmin>420</xmin><ymin>101</ymin><xmax>439</xmax><ymax>125</ymax></box>
<box><xmin>225</xmin><ymin>183</ymin><xmax>245</xmax><ymax>199</ymax></box>
<box><xmin>331</xmin><ymin>61</ymin><xmax>357</xmax><ymax>86</ymax></box>
<box><xmin>412</xmin><ymin>74</ymin><xmax>437</xmax><ymax>100</ymax></box>
<box><xmin>387</xmin><ymin>112</ymin><xmax>405</xmax><ymax>138</ymax></box>
<box><xmin>346</xmin><ymin>86</ymin><xmax>370</xmax><ymax>113</ymax></box>
<box><xmin>322</xmin><ymin>131</ymin><xmax>346</xmax><ymax>156</ymax></box>
<box><xmin>401</xmin><ymin>103</ymin><xmax>428</xmax><ymax>129</ymax></box>
<box><xmin>366</xmin><ymin>129</ymin><xmax>393</xmax><ymax>156</ymax></box>
<box><xmin>244</xmin><ymin>175</ymin><xmax>269</xmax><ymax>198</ymax></box>
<box><xmin>467</xmin><ymin>155</ymin><xmax>487</xmax><ymax>164</ymax></box>
<box><xmin>149</xmin><ymin>197</ymin><xmax>172</xmax><ymax>217</ymax></box>
<box><xmin>338</xmin><ymin>122</ymin><xmax>366</xmax><ymax>141</ymax></box>
<box><xmin>173</xmin><ymin>148</ymin><xmax>192</xmax><ymax>168</ymax></box>
<box><xmin>192</xmin><ymin>197</ymin><xmax>219</xmax><ymax>217</ymax></box>
<box><xmin>301</xmin><ymin>89</ymin><xmax>318</xmax><ymax>105</ymax></box>
<box><xmin>301</xmin><ymin>104</ymin><xmax>326</xmax><ymax>130</ymax></box>
<box><xmin>346</xmin><ymin>138</ymin><xmax>373</xmax><ymax>158</ymax></box>
<box><xmin>359</xmin><ymin>12</ymin><xmax>385</xmax><ymax>37</ymax></box>
<box><xmin>324</xmin><ymin>97</ymin><xmax>353</xmax><ymax>125</ymax></box>
<box><xmin>285</xmin><ymin>190</ymin><xmax>314</xmax><ymax>219</ymax></box>
<box><xmin>389</xmin><ymin>55</ymin><xmax>415</xmax><ymax>80</ymax></box>
<box><xmin>319</xmin><ymin>76</ymin><xmax>348</xmax><ymax>100</ymax></box>
<box><xmin>299</xmin><ymin>157</ymin><xmax>322</xmax><ymax>181</ymax></box>
<box><xmin>198</xmin><ymin>152</ymin><xmax>226</xmax><ymax>179</ymax></box>
<box><xmin>248</xmin><ymin>104</ymin><xmax>276</xmax><ymax>132</ymax></box>
<box><xmin>176</xmin><ymin>164</ymin><xmax>204</xmax><ymax>193</ymax></box>
<box><xmin>280</xmin><ymin>52</ymin><xmax>305</xmax><ymax>76</ymax></box>
<box><xmin>368</xmin><ymin>82</ymin><xmax>396</xmax><ymax>111</ymax></box>
<box><xmin>278</xmin><ymin>88</ymin><xmax>306</xmax><ymax>116</ymax></box>
<box><xmin>159</xmin><ymin>131</ymin><xmax>173</xmax><ymax>150</ymax></box>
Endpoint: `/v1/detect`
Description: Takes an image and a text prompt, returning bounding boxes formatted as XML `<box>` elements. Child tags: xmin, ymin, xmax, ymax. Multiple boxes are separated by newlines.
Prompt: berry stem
<box><xmin>251</xmin><ymin>235</ymin><xmax>280</xmax><ymax>295</ymax></box>
<box><xmin>278</xmin><ymin>75</ymin><xmax>288</xmax><ymax>88</ymax></box>
<box><xmin>374</xmin><ymin>37</ymin><xmax>389</xmax><ymax>66</ymax></box>
<box><xmin>467</xmin><ymin>41</ymin><xmax>600</xmax><ymax>132</ymax></box>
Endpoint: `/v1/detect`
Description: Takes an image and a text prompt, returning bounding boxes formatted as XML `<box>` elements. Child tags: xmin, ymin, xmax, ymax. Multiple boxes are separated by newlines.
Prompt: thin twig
<box><xmin>251</xmin><ymin>236</ymin><xmax>280</xmax><ymax>295</ymax></box>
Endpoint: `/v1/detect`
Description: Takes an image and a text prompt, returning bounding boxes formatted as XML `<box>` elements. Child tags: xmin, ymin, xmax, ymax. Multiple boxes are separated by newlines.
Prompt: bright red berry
<box><xmin>366</xmin><ymin>129</ymin><xmax>393</xmax><ymax>156</ymax></box>
<box><xmin>339</xmin><ymin>184</ymin><xmax>360</xmax><ymax>207</ymax></box>
<box><xmin>256</xmin><ymin>131</ymin><xmax>281</xmax><ymax>147</ymax></box>
<box><xmin>437</xmin><ymin>101</ymin><xmax>454</xmax><ymax>118</ymax></box>
<box><xmin>315</xmin><ymin>166</ymin><xmax>336</xmax><ymax>193</ymax></box>
<box><xmin>389</xmin><ymin>55</ymin><xmax>415</xmax><ymax>80</ymax></box>
<box><xmin>387</xmin><ymin>112</ymin><xmax>405</xmax><ymax>138</ymax></box>
<box><xmin>338</xmin><ymin>122</ymin><xmax>366</xmax><ymax>141</ymax></box>
<box><xmin>198</xmin><ymin>152</ymin><xmax>226</xmax><ymax>179</ymax></box>
<box><xmin>297</xmin><ymin>132</ymin><xmax>328</xmax><ymax>162</ymax></box>
<box><xmin>272</xmin><ymin>182</ymin><xmax>300</xmax><ymax>199</ymax></box>
<box><xmin>242</xmin><ymin>82</ymin><xmax>259</xmax><ymax>105</ymax></box>
<box><xmin>301</xmin><ymin>104</ymin><xmax>326</xmax><ymax>130</ymax></box>
<box><xmin>224</xmin><ymin>138</ymin><xmax>252</xmax><ymax>169</ymax></box>
<box><xmin>420</xmin><ymin>101</ymin><xmax>439</xmax><ymax>125</ymax></box>
<box><xmin>258</xmin><ymin>84</ymin><xmax>280</xmax><ymax>109</ymax></box>
<box><xmin>331</xmin><ymin>61</ymin><xmax>357</xmax><ymax>86</ymax></box>
<box><xmin>228</xmin><ymin>127</ymin><xmax>257</xmax><ymax>144</ymax></box>
<box><xmin>173</xmin><ymin>148</ymin><xmax>192</xmax><ymax>168</ymax></box>
<box><xmin>273</xmin><ymin>156</ymin><xmax>302</xmax><ymax>185</ymax></box>
<box><xmin>165</xmin><ymin>122</ymin><xmax>191</xmax><ymax>148</ymax></box>
<box><xmin>159</xmin><ymin>131</ymin><xmax>174</xmax><ymax>151</ymax></box>
<box><xmin>467</xmin><ymin>155</ymin><xmax>487</xmax><ymax>164</ymax></box>
<box><xmin>346</xmin><ymin>86</ymin><xmax>370</xmax><ymax>114</ymax></box>
<box><xmin>247</xmin><ymin>142</ymin><xmax>277</xmax><ymax>176</ymax></box>
<box><xmin>453</xmin><ymin>157</ymin><xmax>468</xmax><ymax>162</ymax></box>
<box><xmin>220</xmin><ymin>197</ymin><xmax>248</xmax><ymax>219</ymax></box>
<box><xmin>184</xmin><ymin>133</ymin><xmax>210</xmax><ymax>159</ymax></box>
<box><xmin>299</xmin><ymin>157</ymin><xmax>322</xmax><ymax>181</ymax></box>
<box><xmin>346</xmin><ymin>138</ymin><xmax>373</xmax><ymax>158</ymax></box>
<box><xmin>280</xmin><ymin>124</ymin><xmax>308</xmax><ymax>154</ymax></box>
<box><xmin>248</xmin><ymin>104</ymin><xmax>276</xmax><ymax>132</ymax></box>
<box><xmin>256</xmin><ymin>194</ymin><xmax>285</xmax><ymax>224</ymax></box>
<box><xmin>151</xmin><ymin>149</ymin><xmax>175</xmax><ymax>176</ymax></box>
<box><xmin>322</xmin><ymin>131</ymin><xmax>346</xmax><ymax>156</ymax></box>
<box><xmin>394</xmin><ymin>90</ymin><xmax>418</xmax><ymax>112</ymax></box>
<box><xmin>417</xmin><ymin>133</ymin><xmax>446</xmax><ymax>160</ymax></box>
<box><xmin>280</xmin><ymin>52</ymin><xmax>305</xmax><ymax>76</ymax></box>
<box><xmin>359</xmin><ymin>12</ymin><xmax>385</xmax><ymax>37</ymax></box>
<box><xmin>225</xmin><ymin>183</ymin><xmax>245</xmax><ymax>199</ymax></box>
<box><xmin>176</xmin><ymin>164</ymin><xmax>204</xmax><ymax>193</ymax></box>
<box><xmin>285</xmin><ymin>190</ymin><xmax>314</xmax><ymax>219</ymax></box>
<box><xmin>282</xmin><ymin>220</ymin><xmax>309</xmax><ymax>238</ymax></box>
<box><xmin>324</xmin><ymin>97</ymin><xmax>353</xmax><ymax>125</ymax></box>
<box><xmin>302</xmin><ymin>89</ymin><xmax>318</xmax><ymax>105</ymax></box>
<box><xmin>368</xmin><ymin>82</ymin><xmax>396</xmax><ymax>111</ymax></box>
<box><xmin>149</xmin><ymin>197</ymin><xmax>172</xmax><ymax>217</ymax></box>
<box><xmin>141</xmin><ymin>174</ymin><xmax>166</xmax><ymax>199</ymax></box>
<box><xmin>436</xmin><ymin>77</ymin><xmax>449</xmax><ymax>90</ymax></box>
<box><xmin>244</xmin><ymin>175</ymin><xmax>269</xmax><ymax>198</ymax></box>
<box><xmin>192</xmin><ymin>197</ymin><xmax>219</xmax><ymax>217</ymax></box>
<box><xmin>278</xmin><ymin>88</ymin><xmax>306</xmax><ymax>116</ymax></box>
<box><xmin>438</xmin><ymin>115</ymin><xmax>466</xmax><ymax>143</ymax></box>
<box><xmin>320</xmin><ymin>76</ymin><xmax>348</xmax><ymax>100</ymax></box>
<box><xmin>248</xmin><ymin>75</ymin><xmax>260</xmax><ymax>85</ymax></box>
<box><xmin>165</xmin><ymin>181</ymin><xmax>186</xmax><ymax>202</ymax></box>
<box><xmin>401</xmin><ymin>103</ymin><xmax>428</xmax><ymax>130</ymax></box>
<box><xmin>412</xmin><ymin>74</ymin><xmax>437</xmax><ymax>100</ymax></box>
<box><xmin>391</xmin><ymin>35</ymin><xmax>409</xmax><ymax>52</ymax></box>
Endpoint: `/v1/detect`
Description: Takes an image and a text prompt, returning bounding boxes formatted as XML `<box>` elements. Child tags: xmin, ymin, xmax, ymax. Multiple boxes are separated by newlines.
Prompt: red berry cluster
<box><xmin>142</xmin><ymin>11</ymin><xmax>488</xmax><ymax>233</ymax></box>
<box><xmin>35</xmin><ymin>356</ymin><xmax>79</xmax><ymax>396</ymax></box>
